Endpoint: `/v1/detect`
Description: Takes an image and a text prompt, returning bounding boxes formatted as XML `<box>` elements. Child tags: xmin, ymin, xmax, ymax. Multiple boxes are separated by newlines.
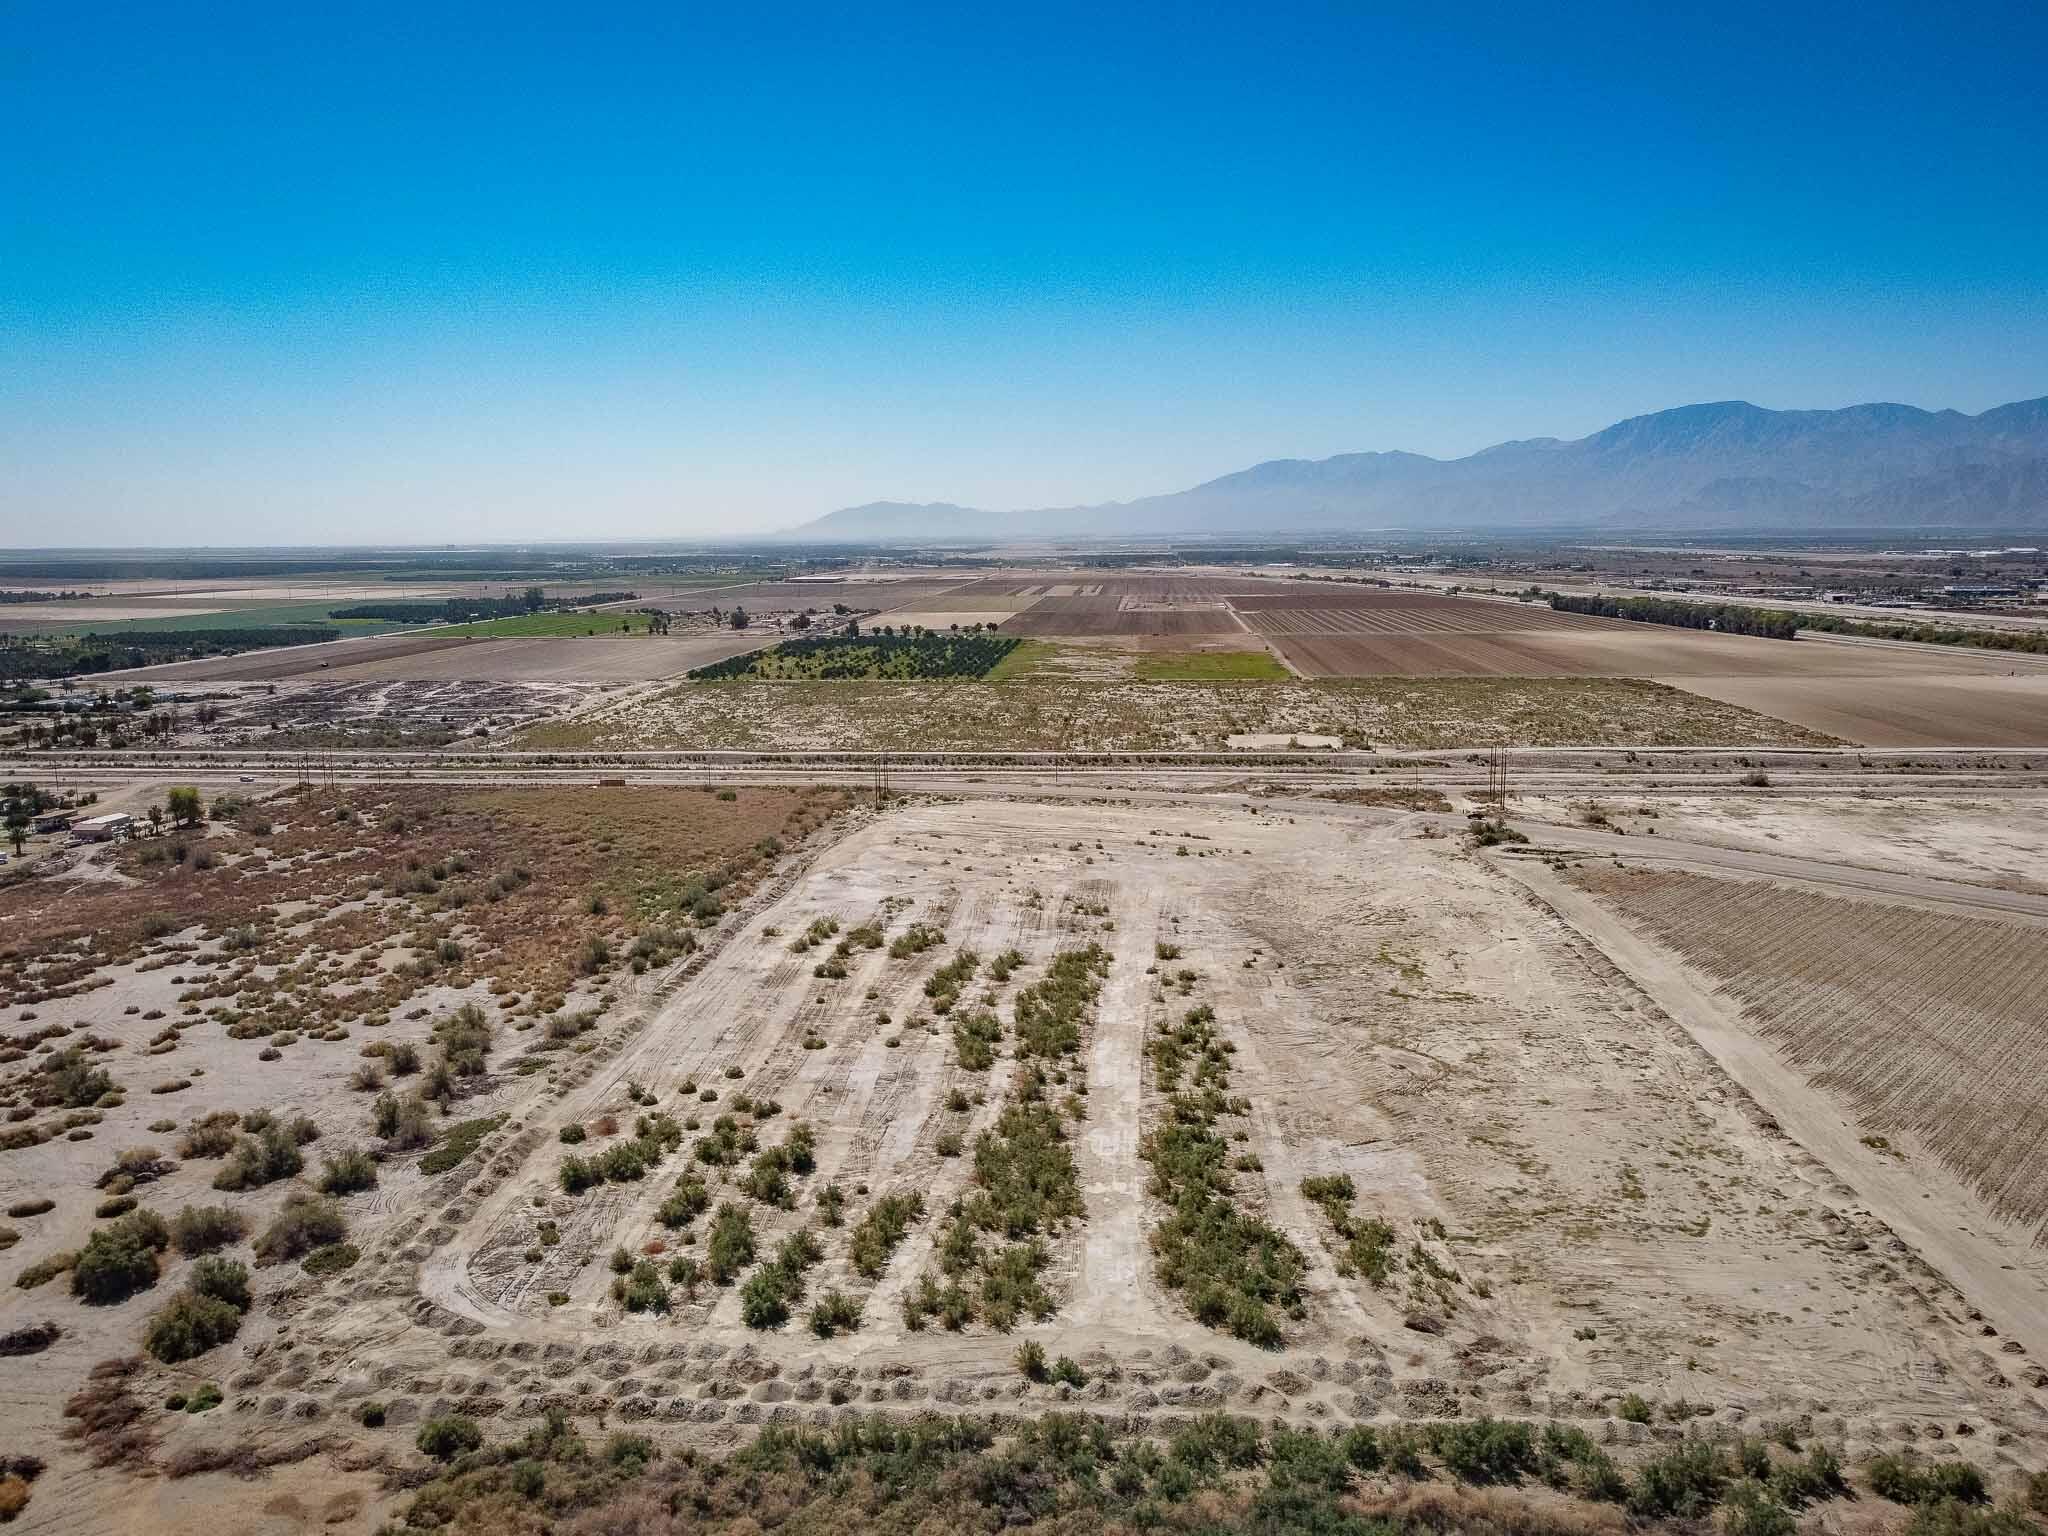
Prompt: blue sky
<box><xmin>4</xmin><ymin>0</ymin><xmax>2045</xmax><ymax>544</ymax></box>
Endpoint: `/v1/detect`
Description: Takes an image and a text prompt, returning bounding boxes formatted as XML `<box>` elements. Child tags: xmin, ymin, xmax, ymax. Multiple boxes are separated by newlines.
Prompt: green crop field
<box><xmin>1130</xmin><ymin>650</ymin><xmax>1288</xmax><ymax>681</ymax></box>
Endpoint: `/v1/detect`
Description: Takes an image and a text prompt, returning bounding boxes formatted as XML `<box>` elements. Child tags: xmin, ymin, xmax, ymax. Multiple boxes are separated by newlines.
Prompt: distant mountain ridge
<box><xmin>792</xmin><ymin>395</ymin><xmax>2048</xmax><ymax>539</ymax></box>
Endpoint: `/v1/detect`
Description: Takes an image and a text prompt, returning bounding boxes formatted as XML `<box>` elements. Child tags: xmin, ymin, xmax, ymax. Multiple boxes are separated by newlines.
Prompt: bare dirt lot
<box><xmin>520</xmin><ymin>677</ymin><xmax>1832</xmax><ymax>751</ymax></box>
<box><xmin>1</xmin><ymin>779</ymin><xmax>2046</xmax><ymax>1530</ymax></box>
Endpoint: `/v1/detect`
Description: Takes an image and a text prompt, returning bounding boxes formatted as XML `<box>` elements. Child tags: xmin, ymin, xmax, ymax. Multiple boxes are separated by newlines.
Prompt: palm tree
<box><xmin>147</xmin><ymin>803</ymin><xmax>164</xmax><ymax>835</ymax></box>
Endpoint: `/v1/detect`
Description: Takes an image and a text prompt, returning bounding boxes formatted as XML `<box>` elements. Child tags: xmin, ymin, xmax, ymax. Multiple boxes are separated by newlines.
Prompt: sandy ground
<box><xmin>4</xmin><ymin>788</ymin><xmax>2047</xmax><ymax>1531</ymax></box>
<box><xmin>1505</xmin><ymin>790</ymin><xmax>2048</xmax><ymax>894</ymax></box>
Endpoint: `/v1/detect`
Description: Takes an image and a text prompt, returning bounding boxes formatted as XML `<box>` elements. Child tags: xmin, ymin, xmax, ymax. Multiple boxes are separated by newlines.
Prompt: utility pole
<box><xmin>1485</xmin><ymin>745</ymin><xmax>1511</xmax><ymax>817</ymax></box>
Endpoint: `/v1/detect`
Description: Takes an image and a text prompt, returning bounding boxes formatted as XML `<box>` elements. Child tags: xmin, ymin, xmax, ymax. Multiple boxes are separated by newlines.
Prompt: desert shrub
<box><xmin>188</xmin><ymin>1256</ymin><xmax>251</xmax><ymax>1310</ymax></box>
<box><xmin>5</xmin><ymin>1199</ymin><xmax>54</xmax><ymax>1220</ymax></box>
<box><xmin>254</xmin><ymin>1193</ymin><xmax>347</xmax><ymax>1265</ymax></box>
<box><xmin>317</xmin><ymin>1146</ymin><xmax>378</xmax><ymax>1194</ymax></box>
<box><xmin>1767</xmin><ymin>1443</ymin><xmax>1845</xmax><ymax>1507</ymax></box>
<box><xmin>1015</xmin><ymin>1340</ymin><xmax>1048</xmax><ymax>1380</ymax></box>
<box><xmin>359</xmin><ymin>1401</ymin><xmax>386</xmax><ymax>1427</ymax></box>
<box><xmin>0</xmin><ymin>1321</ymin><xmax>60</xmax><ymax>1356</ymax></box>
<box><xmin>705</xmin><ymin>1204</ymin><xmax>756</xmax><ymax>1285</ymax></box>
<box><xmin>558</xmin><ymin>1123</ymin><xmax>586</xmax><ymax>1144</ymax></box>
<box><xmin>176</xmin><ymin>1114</ymin><xmax>239</xmax><ymax>1159</ymax></box>
<box><xmin>211</xmin><ymin>1124</ymin><xmax>302</xmax><ymax>1191</ymax></box>
<box><xmin>95</xmin><ymin>1146</ymin><xmax>175</xmax><ymax>1190</ymax></box>
<box><xmin>374</xmin><ymin>1092</ymin><xmax>433</xmax><ymax>1150</ymax></box>
<box><xmin>739</xmin><ymin>1232</ymin><xmax>820</xmax><ymax>1330</ymax></box>
<box><xmin>144</xmin><ymin>1291</ymin><xmax>241</xmax><ymax>1362</ymax></box>
<box><xmin>30</xmin><ymin>1047</ymin><xmax>115</xmax><ymax>1109</ymax></box>
<box><xmin>953</xmin><ymin>1010</ymin><xmax>1002</xmax><ymax>1071</ymax></box>
<box><xmin>612</xmin><ymin>1259</ymin><xmax>669</xmax><ymax>1314</ymax></box>
<box><xmin>419</xmin><ymin>1114</ymin><xmax>503</xmax><ymax>1175</ymax></box>
<box><xmin>170</xmin><ymin>1205</ymin><xmax>246</xmax><ymax>1257</ymax></box>
<box><xmin>1426</xmin><ymin>1417</ymin><xmax>1539</xmax><ymax>1485</ymax></box>
<box><xmin>14</xmin><ymin>1252</ymin><xmax>76</xmax><ymax>1290</ymax></box>
<box><xmin>71</xmin><ymin>1212</ymin><xmax>169</xmax><ymax>1304</ymax></box>
<box><xmin>1012</xmin><ymin>945</ymin><xmax>1110</xmax><ymax>1059</ymax></box>
<box><xmin>1616</xmin><ymin>1392</ymin><xmax>1653</xmax><ymax>1424</ymax></box>
<box><xmin>417</xmin><ymin>1415</ymin><xmax>482</xmax><ymax>1462</ymax></box>
<box><xmin>94</xmin><ymin>1196</ymin><xmax>137</xmax><ymax>1220</ymax></box>
<box><xmin>1869</xmin><ymin>1456</ymin><xmax>1990</xmax><ymax>1508</ymax></box>
<box><xmin>1629</xmin><ymin>1441</ymin><xmax>1729</xmax><ymax>1520</ymax></box>
<box><xmin>303</xmin><ymin>1242</ymin><xmax>359</xmax><ymax>1276</ymax></box>
<box><xmin>1722</xmin><ymin>1480</ymin><xmax>1798</xmax><ymax>1536</ymax></box>
<box><xmin>809</xmin><ymin>1290</ymin><xmax>861</xmax><ymax>1337</ymax></box>
<box><xmin>1902</xmin><ymin>1502</ymin><xmax>2037</xmax><ymax>1536</ymax></box>
<box><xmin>849</xmin><ymin>1191</ymin><xmax>925</xmax><ymax>1279</ymax></box>
<box><xmin>657</xmin><ymin>1177</ymin><xmax>710</xmax><ymax>1229</ymax></box>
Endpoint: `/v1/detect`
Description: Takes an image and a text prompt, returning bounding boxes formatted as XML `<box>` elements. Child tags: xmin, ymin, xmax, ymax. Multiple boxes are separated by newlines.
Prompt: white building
<box><xmin>72</xmin><ymin>812</ymin><xmax>133</xmax><ymax>842</ymax></box>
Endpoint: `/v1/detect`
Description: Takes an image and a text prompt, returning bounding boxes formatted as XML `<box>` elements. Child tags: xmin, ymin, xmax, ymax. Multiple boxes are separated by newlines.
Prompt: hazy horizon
<box><xmin>5</xmin><ymin>1</ymin><xmax>2046</xmax><ymax>546</ymax></box>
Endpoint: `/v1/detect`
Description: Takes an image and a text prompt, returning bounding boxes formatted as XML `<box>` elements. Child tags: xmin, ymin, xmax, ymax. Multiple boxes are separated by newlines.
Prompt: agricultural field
<box><xmin>89</xmin><ymin>630</ymin><xmax>771</xmax><ymax>685</ymax></box>
<box><xmin>3</xmin><ymin>787</ymin><xmax>2044</xmax><ymax>1531</ymax></box>
<box><xmin>522</xmin><ymin>676</ymin><xmax>1831</xmax><ymax>752</ymax></box>
<box><xmin>1560</xmin><ymin>867</ymin><xmax>2048</xmax><ymax>1240</ymax></box>
<box><xmin>939</xmin><ymin>576</ymin><xmax>2048</xmax><ymax>746</ymax></box>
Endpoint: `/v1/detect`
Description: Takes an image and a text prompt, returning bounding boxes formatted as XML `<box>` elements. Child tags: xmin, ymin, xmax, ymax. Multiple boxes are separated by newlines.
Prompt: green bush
<box><xmin>71</xmin><ymin>1210</ymin><xmax>169</xmax><ymax>1304</ymax></box>
<box><xmin>705</xmin><ymin>1204</ymin><xmax>756</xmax><ymax>1285</ymax></box>
<box><xmin>849</xmin><ymin>1191</ymin><xmax>925</xmax><ymax>1279</ymax></box>
<box><xmin>417</xmin><ymin>1415</ymin><xmax>483</xmax><ymax>1462</ymax></box>
<box><xmin>1629</xmin><ymin>1442</ymin><xmax>1729</xmax><ymax>1520</ymax></box>
<box><xmin>211</xmin><ymin>1124</ymin><xmax>303</xmax><ymax>1191</ymax></box>
<box><xmin>145</xmin><ymin>1290</ymin><xmax>243</xmax><ymax>1361</ymax></box>
<box><xmin>809</xmin><ymin>1290</ymin><xmax>861</xmax><ymax>1337</ymax></box>
<box><xmin>254</xmin><ymin>1193</ymin><xmax>347</xmax><ymax>1264</ymax></box>
<box><xmin>189</xmin><ymin>1256</ymin><xmax>251</xmax><ymax>1309</ymax></box>
<box><xmin>170</xmin><ymin>1204</ymin><xmax>246</xmax><ymax>1257</ymax></box>
<box><xmin>1722</xmin><ymin>1480</ymin><xmax>1798</xmax><ymax>1536</ymax></box>
<box><xmin>317</xmin><ymin>1146</ymin><xmax>379</xmax><ymax>1194</ymax></box>
<box><xmin>1427</xmin><ymin>1417</ymin><xmax>1539</xmax><ymax>1485</ymax></box>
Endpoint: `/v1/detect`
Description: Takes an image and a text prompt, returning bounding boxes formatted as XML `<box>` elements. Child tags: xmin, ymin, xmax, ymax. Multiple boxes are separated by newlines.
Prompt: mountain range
<box><xmin>792</xmin><ymin>396</ymin><xmax>2048</xmax><ymax>540</ymax></box>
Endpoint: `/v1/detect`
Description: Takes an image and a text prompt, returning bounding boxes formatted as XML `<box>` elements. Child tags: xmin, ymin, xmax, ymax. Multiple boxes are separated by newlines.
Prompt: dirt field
<box><xmin>1562</xmin><ymin>866</ymin><xmax>2048</xmax><ymax>1240</ymax></box>
<box><xmin>2</xmin><ymin>778</ymin><xmax>2047</xmax><ymax>1530</ymax></box>
<box><xmin>522</xmin><ymin>677</ymin><xmax>1831</xmax><ymax>751</ymax></box>
<box><xmin>1667</xmin><ymin>673</ymin><xmax>2048</xmax><ymax>747</ymax></box>
<box><xmin>1506</xmin><ymin>790</ymin><xmax>2048</xmax><ymax>895</ymax></box>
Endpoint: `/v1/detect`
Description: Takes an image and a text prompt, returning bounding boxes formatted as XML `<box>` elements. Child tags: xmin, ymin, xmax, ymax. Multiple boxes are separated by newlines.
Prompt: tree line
<box><xmin>0</xmin><ymin>627</ymin><xmax>338</xmax><ymax>680</ymax></box>
<box><xmin>1548</xmin><ymin>593</ymin><xmax>1799</xmax><ymax>638</ymax></box>
<box><xmin>1548</xmin><ymin>591</ymin><xmax>2048</xmax><ymax>654</ymax></box>
<box><xmin>329</xmin><ymin>588</ymin><xmax>638</xmax><ymax>624</ymax></box>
